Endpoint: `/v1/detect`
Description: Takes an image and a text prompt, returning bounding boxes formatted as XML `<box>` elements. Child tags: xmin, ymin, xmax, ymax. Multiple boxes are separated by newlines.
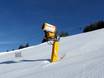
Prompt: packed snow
<box><xmin>0</xmin><ymin>29</ymin><xmax>104</xmax><ymax>78</ymax></box>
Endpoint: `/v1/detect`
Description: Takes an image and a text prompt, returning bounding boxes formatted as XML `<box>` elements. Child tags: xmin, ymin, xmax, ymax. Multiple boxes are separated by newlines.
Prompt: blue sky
<box><xmin>0</xmin><ymin>0</ymin><xmax>104</xmax><ymax>52</ymax></box>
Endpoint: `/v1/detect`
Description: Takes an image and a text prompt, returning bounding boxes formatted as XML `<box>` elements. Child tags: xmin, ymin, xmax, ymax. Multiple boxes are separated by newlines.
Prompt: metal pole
<box><xmin>51</xmin><ymin>40</ymin><xmax>59</xmax><ymax>63</ymax></box>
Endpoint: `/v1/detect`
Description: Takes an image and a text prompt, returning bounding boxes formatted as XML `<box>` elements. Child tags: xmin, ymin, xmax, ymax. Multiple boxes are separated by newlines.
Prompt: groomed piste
<box><xmin>0</xmin><ymin>28</ymin><xmax>104</xmax><ymax>78</ymax></box>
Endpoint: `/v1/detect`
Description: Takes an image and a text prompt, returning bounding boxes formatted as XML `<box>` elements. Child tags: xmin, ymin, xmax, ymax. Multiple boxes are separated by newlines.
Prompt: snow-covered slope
<box><xmin>0</xmin><ymin>29</ymin><xmax>104</xmax><ymax>78</ymax></box>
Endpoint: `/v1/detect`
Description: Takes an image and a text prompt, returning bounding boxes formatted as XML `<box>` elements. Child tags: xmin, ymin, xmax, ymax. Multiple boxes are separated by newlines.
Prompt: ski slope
<box><xmin>0</xmin><ymin>29</ymin><xmax>104</xmax><ymax>78</ymax></box>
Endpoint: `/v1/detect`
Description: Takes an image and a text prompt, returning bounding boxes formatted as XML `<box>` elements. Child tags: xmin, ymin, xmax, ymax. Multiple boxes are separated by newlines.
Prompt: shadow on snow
<box><xmin>0</xmin><ymin>59</ymin><xmax>50</xmax><ymax>64</ymax></box>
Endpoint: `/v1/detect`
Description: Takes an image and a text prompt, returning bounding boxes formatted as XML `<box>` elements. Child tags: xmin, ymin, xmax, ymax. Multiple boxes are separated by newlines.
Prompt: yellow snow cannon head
<box><xmin>42</xmin><ymin>23</ymin><xmax>56</xmax><ymax>33</ymax></box>
<box><xmin>42</xmin><ymin>23</ymin><xmax>57</xmax><ymax>39</ymax></box>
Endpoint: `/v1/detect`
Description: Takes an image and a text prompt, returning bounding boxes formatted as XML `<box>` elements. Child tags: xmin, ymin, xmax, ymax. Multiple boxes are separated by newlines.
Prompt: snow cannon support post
<box><xmin>51</xmin><ymin>40</ymin><xmax>59</xmax><ymax>63</ymax></box>
<box><xmin>42</xmin><ymin>23</ymin><xmax>59</xmax><ymax>63</ymax></box>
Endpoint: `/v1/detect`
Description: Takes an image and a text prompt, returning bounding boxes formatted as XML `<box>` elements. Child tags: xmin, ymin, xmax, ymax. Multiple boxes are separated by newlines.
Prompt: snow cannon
<box><xmin>42</xmin><ymin>23</ymin><xmax>59</xmax><ymax>63</ymax></box>
<box><xmin>42</xmin><ymin>23</ymin><xmax>58</xmax><ymax>42</ymax></box>
<box><xmin>42</xmin><ymin>23</ymin><xmax>56</xmax><ymax>33</ymax></box>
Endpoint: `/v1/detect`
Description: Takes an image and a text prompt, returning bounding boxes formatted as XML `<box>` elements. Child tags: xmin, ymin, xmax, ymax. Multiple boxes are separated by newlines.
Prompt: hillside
<box><xmin>0</xmin><ymin>29</ymin><xmax>104</xmax><ymax>78</ymax></box>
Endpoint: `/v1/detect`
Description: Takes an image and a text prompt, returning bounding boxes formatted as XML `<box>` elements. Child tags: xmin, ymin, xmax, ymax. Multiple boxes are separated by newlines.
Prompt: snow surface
<box><xmin>0</xmin><ymin>29</ymin><xmax>104</xmax><ymax>78</ymax></box>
